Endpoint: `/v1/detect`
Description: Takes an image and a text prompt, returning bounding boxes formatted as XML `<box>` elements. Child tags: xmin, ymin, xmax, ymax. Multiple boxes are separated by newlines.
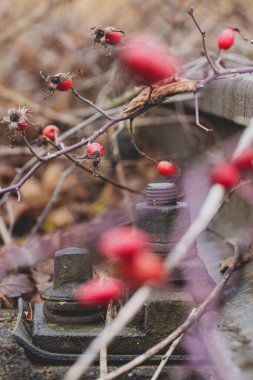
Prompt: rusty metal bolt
<box><xmin>136</xmin><ymin>183</ymin><xmax>195</xmax><ymax>256</ymax></box>
<box><xmin>42</xmin><ymin>247</ymin><xmax>106</xmax><ymax>323</ymax></box>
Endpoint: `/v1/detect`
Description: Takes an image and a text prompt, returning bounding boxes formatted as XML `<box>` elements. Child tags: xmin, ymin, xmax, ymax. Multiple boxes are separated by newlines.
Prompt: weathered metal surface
<box><xmin>199</xmin><ymin>74</ymin><xmax>253</xmax><ymax>126</ymax></box>
<box><xmin>136</xmin><ymin>183</ymin><xmax>196</xmax><ymax>257</ymax></box>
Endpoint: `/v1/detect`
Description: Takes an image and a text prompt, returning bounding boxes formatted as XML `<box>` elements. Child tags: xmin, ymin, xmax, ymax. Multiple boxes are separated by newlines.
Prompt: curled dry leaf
<box><xmin>0</xmin><ymin>273</ymin><xmax>35</xmax><ymax>298</ymax></box>
<box><xmin>122</xmin><ymin>77</ymin><xmax>196</xmax><ymax>116</ymax></box>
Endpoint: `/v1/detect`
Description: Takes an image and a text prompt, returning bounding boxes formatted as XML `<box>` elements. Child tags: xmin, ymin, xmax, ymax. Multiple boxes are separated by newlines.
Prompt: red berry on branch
<box><xmin>87</xmin><ymin>143</ymin><xmax>104</xmax><ymax>156</ymax></box>
<box><xmin>118</xmin><ymin>252</ymin><xmax>167</xmax><ymax>286</ymax></box>
<box><xmin>56</xmin><ymin>79</ymin><xmax>73</xmax><ymax>91</ymax></box>
<box><xmin>42</xmin><ymin>125</ymin><xmax>60</xmax><ymax>141</ymax></box>
<box><xmin>218</xmin><ymin>28</ymin><xmax>235</xmax><ymax>50</ymax></box>
<box><xmin>119</xmin><ymin>36</ymin><xmax>181</xmax><ymax>85</ymax></box>
<box><xmin>99</xmin><ymin>226</ymin><xmax>150</xmax><ymax>260</ymax></box>
<box><xmin>157</xmin><ymin>161</ymin><xmax>177</xmax><ymax>177</ymax></box>
<box><xmin>75</xmin><ymin>277</ymin><xmax>124</xmax><ymax>306</ymax></box>
<box><xmin>17</xmin><ymin>116</ymin><xmax>29</xmax><ymax>131</ymax></box>
<box><xmin>106</xmin><ymin>32</ymin><xmax>122</xmax><ymax>45</ymax></box>
<box><xmin>210</xmin><ymin>162</ymin><xmax>240</xmax><ymax>188</ymax></box>
<box><xmin>232</xmin><ymin>149</ymin><xmax>253</xmax><ymax>170</ymax></box>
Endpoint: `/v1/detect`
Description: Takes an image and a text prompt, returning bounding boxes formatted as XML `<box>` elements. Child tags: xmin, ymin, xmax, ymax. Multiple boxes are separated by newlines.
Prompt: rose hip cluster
<box><xmin>210</xmin><ymin>148</ymin><xmax>253</xmax><ymax>189</ymax></box>
<box><xmin>75</xmin><ymin>227</ymin><xmax>167</xmax><ymax>306</ymax></box>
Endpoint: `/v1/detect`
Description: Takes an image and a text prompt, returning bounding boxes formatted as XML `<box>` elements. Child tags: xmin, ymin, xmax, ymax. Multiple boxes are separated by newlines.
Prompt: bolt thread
<box><xmin>146</xmin><ymin>183</ymin><xmax>177</xmax><ymax>205</ymax></box>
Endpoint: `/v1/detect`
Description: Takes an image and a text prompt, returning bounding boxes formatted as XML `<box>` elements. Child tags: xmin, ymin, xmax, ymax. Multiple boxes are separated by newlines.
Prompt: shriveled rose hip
<box><xmin>118</xmin><ymin>252</ymin><xmax>167</xmax><ymax>286</ymax></box>
<box><xmin>42</xmin><ymin>125</ymin><xmax>60</xmax><ymax>141</ymax></box>
<box><xmin>17</xmin><ymin>116</ymin><xmax>29</xmax><ymax>131</ymax></box>
<box><xmin>75</xmin><ymin>277</ymin><xmax>123</xmax><ymax>306</ymax></box>
<box><xmin>99</xmin><ymin>226</ymin><xmax>150</xmax><ymax>260</ymax></box>
<box><xmin>157</xmin><ymin>161</ymin><xmax>177</xmax><ymax>177</ymax></box>
<box><xmin>119</xmin><ymin>36</ymin><xmax>181</xmax><ymax>85</ymax></box>
<box><xmin>218</xmin><ymin>28</ymin><xmax>235</xmax><ymax>50</ymax></box>
<box><xmin>232</xmin><ymin>149</ymin><xmax>253</xmax><ymax>170</ymax></box>
<box><xmin>210</xmin><ymin>162</ymin><xmax>240</xmax><ymax>188</ymax></box>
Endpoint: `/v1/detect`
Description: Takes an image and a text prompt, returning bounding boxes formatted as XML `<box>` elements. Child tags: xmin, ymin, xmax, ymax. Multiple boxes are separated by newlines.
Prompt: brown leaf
<box><xmin>122</xmin><ymin>77</ymin><xmax>196</xmax><ymax>116</ymax></box>
<box><xmin>0</xmin><ymin>273</ymin><xmax>35</xmax><ymax>298</ymax></box>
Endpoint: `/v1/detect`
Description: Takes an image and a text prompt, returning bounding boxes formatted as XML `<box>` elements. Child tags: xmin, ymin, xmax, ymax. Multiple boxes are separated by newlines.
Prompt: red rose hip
<box><xmin>98</xmin><ymin>226</ymin><xmax>150</xmax><ymax>260</ymax></box>
<box><xmin>87</xmin><ymin>143</ymin><xmax>104</xmax><ymax>156</ymax></box>
<box><xmin>42</xmin><ymin>125</ymin><xmax>60</xmax><ymax>141</ymax></box>
<box><xmin>210</xmin><ymin>162</ymin><xmax>240</xmax><ymax>188</ymax></box>
<box><xmin>232</xmin><ymin>149</ymin><xmax>253</xmax><ymax>170</ymax></box>
<box><xmin>218</xmin><ymin>28</ymin><xmax>235</xmax><ymax>50</ymax></box>
<box><xmin>119</xmin><ymin>252</ymin><xmax>167</xmax><ymax>286</ymax></box>
<box><xmin>75</xmin><ymin>277</ymin><xmax>123</xmax><ymax>306</ymax></box>
<box><xmin>157</xmin><ymin>161</ymin><xmax>177</xmax><ymax>177</ymax></box>
<box><xmin>56</xmin><ymin>79</ymin><xmax>73</xmax><ymax>91</ymax></box>
<box><xmin>119</xmin><ymin>36</ymin><xmax>180</xmax><ymax>85</ymax></box>
<box><xmin>106</xmin><ymin>32</ymin><xmax>122</xmax><ymax>45</ymax></box>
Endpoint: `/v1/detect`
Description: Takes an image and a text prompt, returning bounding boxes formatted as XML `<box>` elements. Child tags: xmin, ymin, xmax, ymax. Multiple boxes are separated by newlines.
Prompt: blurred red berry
<box><xmin>119</xmin><ymin>252</ymin><xmax>167</xmax><ymax>286</ymax></box>
<box><xmin>232</xmin><ymin>149</ymin><xmax>253</xmax><ymax>170</ymax></box>
<box><xmin>75</xmin><ymin>277</ymin><xmax>124</xmax><ymax>306</ymax></box>
<box><xmin>42</xmin><ymin>125</ymin><xmax>60</xmax><ymax>141</ymax></box>
<box><xmin>87</xmin><ymin>143</ymin><xmax>104</xmax><ymax>156</ymax></box>
<box><xmin>218</xmin><ymin>28</ymin><xmax>235</xmax><ymax>50</ymax></box>
<box><xmin>157</xmin><ymin>161</ymin><xmax>177</xmax><ymax>177</ymax></box>
<box><xmin>56</xmin><ymin>79</ymin><xmax>73</xmax><ymax>91</ymax></box>
<box><xmin>99</xmin><ymin>226</ymin><xmax>150</xmax><ymax>260</ymax></box>
<box><xmin>106</xmin><ymin>32</ymin><xmax>122</xmax><ymax>45</ymax></box>
<box><xmin>210</xmin><ymin>162</ymin><xmax>240</xmax><ymax>188</ymax></box>
<box><xmin>119</xmin><ymin>36</ymin><xmax>181</xmax><ymax>85</ymax></box>
<box><xmin>17</xmin><ymin>116</ymin><xmax>29</xmax><ymax>131</ymax></box>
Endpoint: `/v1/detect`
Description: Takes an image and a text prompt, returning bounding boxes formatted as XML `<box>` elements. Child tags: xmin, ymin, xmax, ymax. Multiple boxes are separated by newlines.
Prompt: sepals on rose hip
<box><xmin>98</xmin><ymin>226</ymin><xmax>150</xmax><ymax>260</ymax></box>
<box><xmin>218</xmin><ymin>28</ymin><xmax>235</xmax><ymax>50</ymax></box>
<box><xmin>118</xmin><ymin>35</ymin><xmax>181</xmax><ymax>85</ymax></box>
<box><xmin>75</xmin><ymin>277</ymin><xmax>124</xmax><ymax>306</ymax></box>
<box><xmin>91</xmin><ymin>26</ymin><xmax>125</xmax><ymax>56</ymax></box>
<box><xmin>210</xmin><ymin>162</ymin><xmax>240</xmax><ymax>189</ymax></box>
<box><xmin>40</xmin><ymin>71</ymin><xmax>75</xmax><ymax>98</ymax></box>
<box><xmin>42</xmin><ymin>125</ymin><xmax>60</xmax><ymax>141</ymax></box>
<box><xmin>157</xmin><ymin>161</ymin><xmax>177</xmax><ymax>177</ymax></box>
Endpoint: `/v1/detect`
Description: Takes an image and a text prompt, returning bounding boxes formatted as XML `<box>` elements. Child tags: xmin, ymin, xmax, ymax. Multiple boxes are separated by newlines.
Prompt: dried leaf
<box><xmin>0</xmin><ymin>273</ymin><xmax>35</xmax><ymax>298</ymax></box>
<box><xmin>122</xmin><ymin>77</ymin><xmax>196</xmax><ymax>116</ymax></box>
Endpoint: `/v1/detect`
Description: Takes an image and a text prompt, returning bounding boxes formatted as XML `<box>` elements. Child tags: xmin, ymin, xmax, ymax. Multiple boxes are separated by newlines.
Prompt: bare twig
<box><xmin>0</xmin><ymin>216</ymin><xmax>12</xmax><ymax>245</ymax></box>
<box><xmin>30</xmin><ymin>165</ymin><xmax>75</xmax><ymax>236</ymax></box>
<box><xmin>188</xmin><ymin>8</ymin><xmax>219</xmax><ymax>74</ymax></box>
<box><xmin>129</xmin><ymin>119</ymin><xmax>158</xmax><ymax>164</ymax></box>
<box><xmin>46</xmin><ymin>139</ymin><xmax>144</xmax><ymax>196</ymax></box>
<box><xmin>22</xmin><ymin>133</ymin><xmax>44</xmax><ymax>161</ymax></box>
<box><xmin>150</xmin><ymin>333</ymin><xmax>185</xmax><ymax>380</ymax></box>
<box><xmin>100</xmin><ymin>302</ymin><xmax>114</xmax><ymax>376</ymax></box>
<box><xmin>193</xmin><ymin>92</ymin><xmax>213</xmax><ymax>133</ymax></box>
<box><xmin>71</xmin><ymin>87</ymin><xmax>114</xmax><ymax>121</ymax></box>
